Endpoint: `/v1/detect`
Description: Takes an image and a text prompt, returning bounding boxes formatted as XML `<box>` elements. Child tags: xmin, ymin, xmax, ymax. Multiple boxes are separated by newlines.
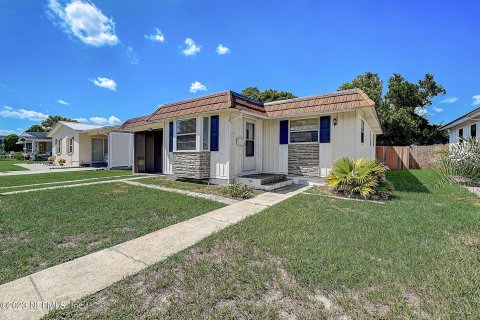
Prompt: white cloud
<box><xmin>127</xmin><ymin>46</ymin><xmax>139</xmax><ymax>65</ymax></box>
<box><xmin>91</xmin><ymin>77</ymin><xmax>117</xmax><ymax>91</ymax></box>
<box><xmin>415</xmin><ymin>107</ymin><xmax>428</xmax><ymax>117</ymax></box>
<box><xmin>145</xmin><ymin>28</ymin><xmax>165</xmax><ymax>42</ymax></box>
<box><xmin>182</xmin><ymin>38</ymin><xmax>201</xmax><ymax>56</ymax></box>
<box><xmin>89</xmin><ymin>115</ymin><xmax>121</xmax><ymax>125</ymax></box>
<box><xmin>0</xmin><ymin>106</ymin><xmax>48</xmax><ymax>121</ymax></box>
<box><xmin>48</xmin><ymin>0</ymin><xmax>119</xmax><ymax>47</ymax></box>
<box><xmin>57</xmin><ymin>99</ymin><xmax>69</xmax><ymax>105</ymax></box>
<box><xmin>73</xmin><ymin>117</ymin><xmax>88</xmax><ymax>123</ymax></box>
<box><xmin>0</xmin><ymin>129</ymin><xmax>19</xmax><ymax>135</ymax></box>
<box><xmin>216</xmin><ymin>44</ymin><xmax>230</xmax><ymax>55</ymax></box>
<box><xmin>433</xmin><ymin>106</ymin><xmax>443</xmax><ymax>113</ymax></box>
<box><xmin>189</xmin><ymin>81</ymin><xmax>207</xmax><ymax>93</ymax></box>
<box><xmin>440</xmin><ymin>97</ymin><xmax>458</xmax><ymax>104</ymax></box>
<box><xmin>472</xmin><ymin>94</ymin><xmax>480</xmax><ymax>106</ymax></box>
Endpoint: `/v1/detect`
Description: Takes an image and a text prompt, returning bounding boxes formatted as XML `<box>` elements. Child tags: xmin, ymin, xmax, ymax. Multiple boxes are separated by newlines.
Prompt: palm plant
<box><xmin>438</xmin><ymin>138</ymin><xmax>480</xmax><ymax>186</ymax></box>
<box><xmin>326</xmin><ymin>157</ymin><xmax>393</xmax><ymax>199</ymax></box>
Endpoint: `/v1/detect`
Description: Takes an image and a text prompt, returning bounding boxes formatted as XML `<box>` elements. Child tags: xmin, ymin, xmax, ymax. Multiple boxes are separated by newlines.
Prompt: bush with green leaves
<box><xmin>438</xmin><ymin>138</ymin><xmax>480</xmax><ymax>186</ymax></box>
<box><xmin>13</xmin><ymin>152</ymin><xmax>24</xmax><ymax>160</ymax></box>
<box><xmin>221</xmin><ymin>184</ymin><xmax>253</xmax><ymax>199</ymax></box>
<box><xmin>326</xmin><ymin>157</ymin><xmax>394</xmax><ymax>200</ymax></box>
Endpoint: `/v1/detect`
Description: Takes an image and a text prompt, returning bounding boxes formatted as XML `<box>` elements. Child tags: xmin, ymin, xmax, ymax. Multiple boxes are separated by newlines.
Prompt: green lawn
<box><xmin>0</xmin><ymin>173</ymin><xmax>137</xmax><ymax>193</ymax></box>
<box><xmin>0</xmin><ymin>158</ymin><xmax>28</xmax><ymax>172</ymax></box>
<box><xmin>45</xmin><ymin>170</ymin><xmax>480</xmax><ymax>319</ymax></box>
<box><xmin>0</xmin><ymin>182</ymin><xmax>224</xmax><ymax>285</ymax></box>
<box><xmin>141</xmin><ymin>176</ymin><xmax>264</xmax><ymax>199</ymax></box>
<box><xmin>0</xmin><ymin>169</ymin><xmax>132</xmax><ymax>188</ymax></box>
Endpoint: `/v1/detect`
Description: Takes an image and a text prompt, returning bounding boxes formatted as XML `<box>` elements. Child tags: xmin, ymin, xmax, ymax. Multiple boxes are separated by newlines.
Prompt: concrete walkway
<box><xmin>123</xmin><ymin>180</ymin><xmax>237</xmax><ymax>205</ymax></box>
<box><xmin>0</xmin><ymin>184</ymin><xmax>308</xmax><ymax>320</ymax></box>
<box><xmin>0</xmin><ymin>166</ymin><xmax>98</xmax><ymax>176</ymax></box>
<box><xmin>0</xmin><ymin>176</ymin><xmax>150</xmax><ymax>195</ymax></box>
<box><xmin>0</xmin><ymin>175</ymin><xmax>134</xmax><ymax>190</ymax></box>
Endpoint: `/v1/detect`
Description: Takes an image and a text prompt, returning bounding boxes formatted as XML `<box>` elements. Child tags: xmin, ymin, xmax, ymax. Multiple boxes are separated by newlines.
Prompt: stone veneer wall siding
<box><xmin>288</xmin><ymin>144</ymin><xmax>320</xmax><ymax>176</ymax></box>
<box><xmin>173</xmin><ymin>151</ymin><xmax>211</xmax><ymax>179</ymax></box>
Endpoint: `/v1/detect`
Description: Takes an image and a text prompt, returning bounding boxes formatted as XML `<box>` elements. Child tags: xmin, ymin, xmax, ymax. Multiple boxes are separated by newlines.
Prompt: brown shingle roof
<box><xmin>120</xmin><ymin>89</ymin><xmax>376</xmax><ymax>129</ymax></box>
<box><xmin>121</xmin><ymin>115</ymin><xmax>150</xmax><ymax>129</ymax></box>
<box><xmin>264</xmin><ymin>89</ymin><xmax>374</xmax><ymax>117</ymax></box>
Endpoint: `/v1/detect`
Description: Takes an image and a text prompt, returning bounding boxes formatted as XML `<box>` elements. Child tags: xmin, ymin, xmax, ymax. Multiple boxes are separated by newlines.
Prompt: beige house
<box><xmin>121</xmin><ymin>89</ymin><xmax>382</xmax><ymax>186</ymax></box>
<box><xmin>47</xmin><ymin>121</ymin><xmax>133</xmax><ymax>168</ymax></box>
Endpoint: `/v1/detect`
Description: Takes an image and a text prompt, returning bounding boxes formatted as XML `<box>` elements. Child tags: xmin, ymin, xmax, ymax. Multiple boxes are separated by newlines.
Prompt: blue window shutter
<box><xmin>168</xmin><ymin>122</ymin><xmax>173</xmax><ymax>152</ymax></box>
<box><xmin>210</xmin><ymin>115</ymin><xmax>219</xmax><ymax>151</ymax></box>
<box><xmin>279</xmin><ymin>120</ymin><xmax>288</xmax><ymax>144</ymax></box>
<box><xmin>320</xmin><ymin>116</ymin><xmax>331</xmax><ymax>143</ymax></box>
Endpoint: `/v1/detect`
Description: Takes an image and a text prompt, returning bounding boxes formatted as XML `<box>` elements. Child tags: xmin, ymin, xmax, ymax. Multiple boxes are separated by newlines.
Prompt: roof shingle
<box><xmin>120</xmin><ymin>89</ymin><xmax>376</xmax><ymax>129</ymax></box>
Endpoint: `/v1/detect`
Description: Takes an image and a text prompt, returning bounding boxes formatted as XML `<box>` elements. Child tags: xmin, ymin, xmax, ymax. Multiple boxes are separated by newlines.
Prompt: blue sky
<box><xmin>1</xmin><ymin>0</ymin><xmax>479</xmax><ymax>135</ymax></box>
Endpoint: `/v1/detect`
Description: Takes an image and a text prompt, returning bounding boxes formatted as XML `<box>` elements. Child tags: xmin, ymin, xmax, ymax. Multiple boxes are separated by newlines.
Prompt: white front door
<box><xmin>243</xmin><ymin>121</ymin><xmax>256</xmax><ymax>172</ymax></box>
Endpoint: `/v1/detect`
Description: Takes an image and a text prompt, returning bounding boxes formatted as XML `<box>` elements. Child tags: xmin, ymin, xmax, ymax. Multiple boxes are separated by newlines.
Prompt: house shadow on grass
<box><xmin>387</xmin><ymin>170</ymin><xmax>431</xmax><ymax>193</ymax></box>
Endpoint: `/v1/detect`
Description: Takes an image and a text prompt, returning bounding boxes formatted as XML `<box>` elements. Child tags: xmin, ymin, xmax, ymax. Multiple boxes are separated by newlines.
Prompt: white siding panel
<box><xmin>109</xmin><ymin>132</ymin><xmax>133</xmax><ymax>168</ymax></box>
<box><xmin>262</xmin><ymin>120</ymin><xmax>288</xmax><ymax>174</ymax></box>
<box><xmin>210</xmin><ymin>113</ymin><xmax>229</xmax><ymax>179</ymax></box>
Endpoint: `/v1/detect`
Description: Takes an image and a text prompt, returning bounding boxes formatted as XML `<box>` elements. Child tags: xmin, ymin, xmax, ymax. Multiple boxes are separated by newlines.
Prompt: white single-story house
<box><xmin>16</xmin><ymin>131</ymin><xmax>52</xmax><ymax>160</ymax></box>
<box><xmin>47</xmin><ymin>121</ymin><xmax>133</xmax><ymax>168</ymax></box>
<box><xmin>121</xmin><ymin>89</ymin><xmax>382</xmax><ymax>185</ymax></box>
<box><xmin>442</xmin><ymin>107</ymin><xmax>479</xmax><ymax>143</ymax></box>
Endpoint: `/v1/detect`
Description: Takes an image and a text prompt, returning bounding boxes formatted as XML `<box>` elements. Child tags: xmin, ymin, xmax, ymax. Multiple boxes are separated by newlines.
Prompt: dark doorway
<box><xmin>135</xmin><ymin>130</ymin><xmax>163</xmax><ymax>173</ymax></box>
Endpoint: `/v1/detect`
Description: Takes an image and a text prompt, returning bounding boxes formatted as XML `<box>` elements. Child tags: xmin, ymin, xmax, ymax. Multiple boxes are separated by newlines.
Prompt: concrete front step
<box><xmin>234</xmin><ymin>174</ymin><xmax>293</xmax><ymax>191</ymax></box>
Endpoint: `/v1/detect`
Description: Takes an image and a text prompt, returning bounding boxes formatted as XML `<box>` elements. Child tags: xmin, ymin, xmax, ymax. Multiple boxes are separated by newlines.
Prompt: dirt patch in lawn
<box><xmin>0</xmin><ymin>233</ymin><xmax>30</xmax><ymax>244</ymax></box>
<box><xmin>56</xmin><ymin>234</ymin><xmax>84</xmax><ymax>249</ymax></box>
<box><xmin>100</xmin><ymin>186</ymin><xmax>128</xmax><ymax>196</ymax></box>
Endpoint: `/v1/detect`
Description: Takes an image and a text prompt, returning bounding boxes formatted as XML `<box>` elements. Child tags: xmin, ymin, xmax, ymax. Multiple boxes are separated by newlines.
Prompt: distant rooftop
<box><xmin>19</xmin><ymin>131</ymin><xmax>50</xmax><ymax>140</ymax></box>
<box><xmin>59</xmin><ymin>121</ymin><xmax>104</xmax><ymax>131</ymax></box>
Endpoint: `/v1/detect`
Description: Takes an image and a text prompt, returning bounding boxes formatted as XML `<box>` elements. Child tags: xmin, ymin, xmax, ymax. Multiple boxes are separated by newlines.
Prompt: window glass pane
<box><xmin>246</xmin><ymin>140</ymin><xmax>254</xmax><ymax>157</ymax></box>
<box><xmin>176</xmin><ymin>118</ymin><xmax>196</xmax><ymax>134</ymax></box>
<box><xmin>203</xmin><ymin>117</ymin><xmax>209</xmax><ymax>150</ymax></box>
<box><xmin>103</xmin><ymin>139</ymin><xmax>108</xmax><ymax>155</ymax></box>
<box><xmin>290</xmin><ymin>131</ymin><xmax>318</xmax><ymax>143</ymax></box>
<box><xmin>177</xmin><ymin>134</ymin><xmax>196</xmax><ymax>150</ymax></box>
<box><xmin>246</xmin><ymin>123</ymin><xmax>255</xmax><ymax>140</ymax></box>
<box><xmin>290</xmin><ymin>119</ymin><xmax>318</xmax><ymax>131</ymax></box>
<box><xmin>471</xmin><ymin>124</ymin><xmax>477</xmax><ymax>138</ymax></box>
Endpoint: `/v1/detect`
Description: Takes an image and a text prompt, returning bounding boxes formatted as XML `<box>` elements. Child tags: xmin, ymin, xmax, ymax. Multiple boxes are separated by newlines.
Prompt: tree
<box><xmin>338</xmin><ymin>72</ymin><xmax>383</xmax><ymax>108</ymax></box>
<box><xmin>40</xmin><ymin>115</ymin><xmax>77</xmax><ymax>132</ymax></box>
<box><xmin>241</xmin><ymin>87</ymin><xmax>296</xmax><ymax>103</ymax></box>
<box><xmin>3</xmin><ymin>134</ymin><xmax>22</xmax><ymax>152</ymax></box>
<box><xmin>26</xmin><ymin>124</ymin><xmax>47</xmax><ymax>132</ymax></box>
<box><xmin>338</xmin><ymin>72</ymin><xmax>448</xmax><ymax>146</ymax></box>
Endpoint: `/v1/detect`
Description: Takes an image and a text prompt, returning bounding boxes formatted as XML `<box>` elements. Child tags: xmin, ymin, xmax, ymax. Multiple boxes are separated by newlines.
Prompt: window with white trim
<box><xmin>68</xmin><ymin>137</ymin><xmax>74</xmax><ymax>153</ymax></box>
<box><xmin>245</xmin><ymin>122</ymin><xmax>255</xmax><ymax>157</ymax></box>
<box><xmin>176</xmin><ymin>118</ymin><xmax>197</xmax><ymax>151</ymax></box>
<box><xmin>56</xmin><ymin>139</ymin><xmax>62</xmax><ymax>153</ymax></box>
<box><xmin>202</xmin><ymin>117</ymin><xmax>209</xmax><ymax>150</ymax></box>
<box><xmin>289</xmin><ymin>119</ymin><xmax>319</xmax><ymax>143</ymax></box>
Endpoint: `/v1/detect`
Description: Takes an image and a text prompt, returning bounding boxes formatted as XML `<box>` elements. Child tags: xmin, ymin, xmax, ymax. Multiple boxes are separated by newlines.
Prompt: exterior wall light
<box><xmin>333</xmin><ymin>118</ymin><xmax>338</xmax><ymax>127</ymax></box>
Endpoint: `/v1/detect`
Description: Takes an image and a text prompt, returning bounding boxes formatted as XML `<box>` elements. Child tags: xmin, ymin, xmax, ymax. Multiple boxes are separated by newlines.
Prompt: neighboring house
<box><xmin>121</xmin><ymin>89</ymin><xmax>382</xmax><ymax>184</ymax></box>
<box><xmin>442</xmin><ymin>107</ymin><xmax>479</xmax><ymax>143</ymax></box>
<box><xmin>16</xmin><ymin>131</ymin><xmax>52</xmax><ymax>160</ymax></box>
<box><xmin>47</xmin><ymin>121</ymin><xmax>133</xmax><ymax>168</ymax></box>
<box><xmin>0</xmin><ymin>135</ymin><xmax>4</xmax><ymax>147</ymax></box>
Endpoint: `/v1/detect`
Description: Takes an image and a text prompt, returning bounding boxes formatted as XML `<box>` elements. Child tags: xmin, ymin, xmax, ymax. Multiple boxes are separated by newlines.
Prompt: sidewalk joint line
<box><xmin>29</xmin><ymin>276</ymin><xmax>44</xmax><ymax>302</ymax></box>
<box><xmin>110</xmin><ymin>248</ymin><xmax>148</xmax><ymax>266</ymax></box>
